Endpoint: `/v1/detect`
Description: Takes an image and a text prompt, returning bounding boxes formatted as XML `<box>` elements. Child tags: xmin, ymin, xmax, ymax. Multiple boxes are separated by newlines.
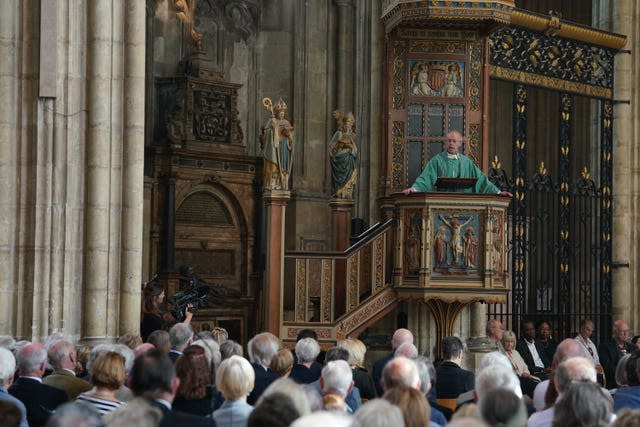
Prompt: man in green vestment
<box><xmin>402</xmin><ymin>130</ymin><xmax>512</xmax><ymax>197</ymax></box>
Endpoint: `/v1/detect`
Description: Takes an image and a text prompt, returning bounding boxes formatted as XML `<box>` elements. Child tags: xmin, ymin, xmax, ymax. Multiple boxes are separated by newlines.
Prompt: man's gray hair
<box><xmin>321</xmin><ymin>360</ymin><xmax>353</xmax><ymax>397</ymax></box>
<box><xmin>290</xmin><ymin>410</ymin><xmax>354</xmax><ymax>427</ymax></box>
<box><xmin>0</xmin><ymin>347</ymin><xmax>16</xmax><ymax>384</ymax></box>
<box><xmin>17</xmin><ymin>343</ymin><xmax>47</xmax><ymax>373</ymax></box>
<box><xmin>48</xmin><ymin>340</ymin><xmax>75</xmax><ymax>368</ymax></box>
<box><xmin>296</xmin><ymin>338</ymin><xmax>320</xmax><ymax>363</ymax></box>
<box><xmin>475</xmin><ymin>364</ymin><xmax>522</xmax><ymax>400</ymax></box>
<box><xmin>394</xmin><ymin>343</ymin><xmax>419</xmax><ymax>359</ymax></box>
<box><xmin>169</xmin><ymin>323</ymin><xmax>193</xmax><ymax>349</ymax></box>
<box><xmin>478</xmin><ymin>351</ymin><xmax>512</xmax><ymax>371</ymax></box>
<box><xmin>46</xmin><ymin>402</ymin><xmax>104</xmax><ymax>427</ymax></box>
<box><xmin>414</xmin><ymin>356</ymin><xmax>432</xmax><ymax>396</ymax></box>
<box><xmin>247</xmin><ymin>332</ymin><xmax>280</xmax><ymax>366</ymax></box>
<box><xmin>555</xmin><ymin>356</ymin><xmax>597</xmax><ymax>393</ymax></box>
<box><xmin>354</xmin><ymin>399</ymin><xmax>405</xmax><ymax>427</ymax></box>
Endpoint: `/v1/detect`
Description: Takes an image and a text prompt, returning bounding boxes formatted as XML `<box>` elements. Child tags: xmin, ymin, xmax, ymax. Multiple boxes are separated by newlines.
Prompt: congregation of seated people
<box><xmin>3</xmin><ymin>318</ymin><xmax>640</xmax><ymax>427</ymax></box>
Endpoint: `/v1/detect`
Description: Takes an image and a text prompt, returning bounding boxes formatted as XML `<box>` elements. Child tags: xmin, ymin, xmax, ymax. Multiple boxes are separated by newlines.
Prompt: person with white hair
<box><xmin>43</xmin><ymin>340</ymin><xmax>92</xmax><ymax>400</ymax></box>
<box><xmin>354</xmin><ymin>398</ymin><xmax>405</xmax><ymax>427</ymax></box>
<box><xmin>213</xmin><ymin>355</ymin><xmax>255</xmax><ymax>427</ymax></box>
<box><xmin>290</xmin><ymin>337</ymin><xmax>322</xmax><ymax>384</ymax></box>
<box><xmin>394</xmin><ymin>343</ymin><xmax>419</xmax><ymax>359</ymax></box>
<box><xmin>320</xmin><ymin>360</ymin><xmax>354</xmax><ymax>412</ymax></box>
<box><xmin>290</xmin><ymin>410</ymin><xmax>353</xmax><ymax>427</ymax></box>
<box><xmin>528</xmin><ymin>356</ymin><xmax>597</xmax><ymax>427</ymax></box>
<box><xmin>247</xmin><ymin>332</ymin><xmax>281</xmax><ymax>405</ymax></box>
<box><xmin>0</xmin><ymin>347</ymin><xmax>27</xmax><ymax>427</ymax></box>
<box><xmin>475</xmin><ymin>363</ymin><xmax>522</xmax><ymax>402</ymax></box>
<box><xmin>372</xmin><ymin>328</ymin><xmax>413</xmax><ymax>396</ymax></box>
<box><xmin>456</xmin><ymin>351</ymin><xmax>514</xmax><ymax>406</ymax></box>
<box><xmin>8</xmin><ymin>342</ymin><xmax>68</xmax><ymax>426</ymax></box>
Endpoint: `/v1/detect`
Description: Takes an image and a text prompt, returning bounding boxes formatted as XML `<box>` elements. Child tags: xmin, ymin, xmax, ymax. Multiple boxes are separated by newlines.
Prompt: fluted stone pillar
<box><xmin>596</xmin><ymin>1</ymin><xmax>639</xmax><ymax>326</ymax></box>
<box><xmin>119</xmin><ymin>0</ymin><xmax>146</xmax><ymax>335</ymax></box>
<box><xmin>335</xmin><ymin>0</ymin><xmax>354</xmax><ymax>111</ymax></box>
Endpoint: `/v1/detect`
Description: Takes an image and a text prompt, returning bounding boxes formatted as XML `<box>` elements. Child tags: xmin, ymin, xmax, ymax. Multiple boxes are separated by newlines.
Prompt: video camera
<box><xmin>166</xmin><ymin>278</ymin><xmax>209</xmax><ymax>322</ymax></box>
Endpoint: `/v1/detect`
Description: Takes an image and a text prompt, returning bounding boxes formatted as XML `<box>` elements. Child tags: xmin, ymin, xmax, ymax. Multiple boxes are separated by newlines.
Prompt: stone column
<box><xmin>335</xmin><ymin>0</ymin><xmax>354</xmax><ymax>111</ymax></box>
<box><xmin>119</xmin><ymin>0</ymin><xmax>146</xmax><ymax>335</ymax></box>
<box><xmin>263</xmin><ymin>190</ymin><xmax>290</xmax><ymax>335</ymax></box>
<box><xmin>470</xmin><ymin>302</ymin><xmax>487</xmax><ymax>337</ymax></box>
<box><xmin>602</xmin><ymin>1</ymin><xmax>638</xmax><ymax>325</ymax></box>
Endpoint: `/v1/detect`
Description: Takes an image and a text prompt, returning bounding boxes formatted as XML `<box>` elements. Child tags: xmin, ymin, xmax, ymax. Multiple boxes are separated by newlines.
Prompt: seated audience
<box><xmin>8</xmin><ymin>342</ymin><xmax>68</xmax><ymax>426</ymax></box>
<box><xmin>220</xmin><ymin>340</ymin><xmax>243</xmax><ymax>360</ymax></box>
<box><xmin>550</xmin><ymin>380</ymin><xmax>613</xmax><ymax>427</ymax></box>
<box><xmin>129</xmin><ymin>348</ymin><xmax>215</xmax><ymax>426</ymax></box>
<box><xmin>599</xmin><ymin>320</ymin><xmax>635</xmax><ymax>389</ymax></box>
<box><xmin>168</xmin><ymin>323</ymin><xmax>194</xmax><ymax>363</ymax></box>
<box><xmin>536</xmin><ymin>321</ymin><xmax>557</xmax><ymax>368</ymax></box>
<box><xmin>502</xmin><ymin>330</ymin><xmax>539</xmax><ymax>397</ymax></box>
<box><xmin>614</xmin><ymin>349</ymin><xmax>640</xmax><ymax>411</ymax></box>
<box><xmin>44</xmin><ymin>340</ymin><xmax>92</xmax><ymax>400</ymax></box>
<box><xmin>0</xmin><ymin>347</ymin><xmax>27</xmax><ymax>427</ymax></box>
<box><xmin>436</xmin><ymin>336</ymin><xmax>474</xmax><ymax>399</ymax></box>
<box><xmin>290</xmin><ymin>338</ymin><xmax>322</xmax><ymax>384</ymax></box>
<box><xmin>0</xmin><ymin>400</ymin><xmax>23</xmax><ymax>427</ymax></box>
<box><xmin>247</xmin><ymin>332</ymin><xmax>281</xmax><ymax>405</ymax></box>
<box><xmin>516</xmin><ymin>320</ymin><xmax>551</xmax><ymax>379</ymax></box>
<box><xmin>77</xmin><ymin>351</ymin><xmax>127</xmax><ymax>415</ymax></box>
<box><xmin>103</xmin><ymin>397</ymin><xmax>162</xmax><ymax>427</ymax></box>
<box><xmin>45</xmin><ymin>401</ymin><xmax>103</xmax><ymax>427</ymax></box>
<box><xmin>270</xmin><ymin>348</ymin><xmax>294</xmax><ymax>378</ymax></box>
<box><xmin>353</xmin><ymin>398</ymin><xmax>405</xmax><ymax>427</ymax></box>
<box><xmin>612</xmin><ymin>408</ymin><xmax>640</xmax><ymax>427</ymax></box>
<box><xmin>247</xmin><ymin>391</ymin><xmax>302</xmax><ymax>427</ymax></box>
<box><xmin>290</xmin><ymin>410</ymin><xmax>353</xmax><ymax>427</ymax></box>
<box><xmin>213</xmin><ymin>355</ymin><xmax>255</xmax><ymax>427</ymax></box>
<box><xmin>478</xmin><ymin>388</ymin><xmax>527</xmax><ymax>427</ymax></box>
<box><xmin>147</xmin><ymin>330</ymin><xmax>171</xmax><ymax>354</ymax></box>
<box><xmin>172</xmin><ymin>345</ymin><xmax>215</xmax><ymax>416</ymax></box>
<box><xmin>528</xmin><ymin>356</ymin><xmax>597</xmax><ymax>427</ymax></box>
<box><xmin>372</xmin><ymin>328</ymin><xmax>413</xmax><ymax>396</ymax></box>
<box><xmin>320</xmin><ymin>360</ymin><xmax>353</xmax><ymax>412</ymax></box>
<box><xmin>384</xmin><ymin>385</ymin><xmax>431</xmax><ymax>427</ymax></box>
<box><xmin>337</xmin><ymin>337</ymin><xmax>376</xmax><ymax>400</ymax></box>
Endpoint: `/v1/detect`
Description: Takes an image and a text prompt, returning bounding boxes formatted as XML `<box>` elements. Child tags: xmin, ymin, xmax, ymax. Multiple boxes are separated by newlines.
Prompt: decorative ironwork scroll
<box><xmin>489</xmin><ymin>26</ymin><xmax>617</xmax><ymax>99</ymax></box>
<box><xmin>600</xmin><ymin>101</ymin><xmax>613</xmax><ymax>316</ymax></box>
<box><xmin>557</xmin><ymin>93</ymin><xmax>572</xmax><ymax>322</ymax></box>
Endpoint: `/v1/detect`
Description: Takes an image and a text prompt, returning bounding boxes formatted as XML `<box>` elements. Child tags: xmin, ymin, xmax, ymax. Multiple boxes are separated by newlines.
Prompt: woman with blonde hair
<box><xmin>337</xmin><ymin>337</ymin><xmax>375</xmax><ymax>399</ymax></box>
<box><xmin>76</xmin><ymin>351</ymin><xmax>127</xmax><ymax>415</ymax></box>
<box><xmin>213</xmin><ymin>355</ymin><xmax>255</xmax><ymax>427</ymax></box>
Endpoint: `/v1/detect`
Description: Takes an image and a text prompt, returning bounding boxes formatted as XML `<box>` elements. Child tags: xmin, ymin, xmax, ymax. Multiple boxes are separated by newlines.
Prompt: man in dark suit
<box><xmin>130</xmin><ymin>348</ymin><xmax>216</xmax><ymax>427</ymax></box>
<box><xmin>246</xmin><ymin>332</ymin><xmax>280</xmax><ymax>405</ymax></box>
<box><xmin>599</xmin><ymin>319</ymin><xmax>635</xmax><ymax>389</ymax></box>
<box><xmin>168</xmin><ymin>323</ymin><xmax>193</xmax><ymax>363</ymax></box>
<box><xmin>435</xmin><ymin>336</ymin><xmax>474</xmax><ymax>399</ymax></box>
<box><xmin>8</xmin><ymin>342</ymin><xmax>68</xmax><ymax>426</ymax></box>
<box><xmin>371</xmin><ymin>328</ymin><xmax>413</xmax><ymax>396</ymax></box>
<box><xmin>515</xmin><ymin>319</ymin><xmax>551</xmax><ymax>378</ymax></box>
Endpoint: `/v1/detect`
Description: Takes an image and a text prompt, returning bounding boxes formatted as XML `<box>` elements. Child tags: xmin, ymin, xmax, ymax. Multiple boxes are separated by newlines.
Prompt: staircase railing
<box><xmin>281</xmin><ymin>218</ymin><xmax>397</xmax><ymax>343</ymax></box>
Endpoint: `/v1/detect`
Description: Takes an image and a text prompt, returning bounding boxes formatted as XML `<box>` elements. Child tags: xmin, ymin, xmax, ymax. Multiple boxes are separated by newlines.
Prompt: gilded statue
<box><xmin>260</xmin><ymin>97</ymin><xmax>294</xmax><ymax>190</ymax></box>
<box><xmin>329</xmin><ymin>111</ymin><xmax>358</xmax><ymax>199</ymax></box>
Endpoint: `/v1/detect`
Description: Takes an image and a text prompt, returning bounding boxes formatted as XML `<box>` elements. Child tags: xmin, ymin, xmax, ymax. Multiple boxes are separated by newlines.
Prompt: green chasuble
<box><xmin>411</xmin><ymin>151</ymin><xmax>499</xmax><ymax>194</ymax></box>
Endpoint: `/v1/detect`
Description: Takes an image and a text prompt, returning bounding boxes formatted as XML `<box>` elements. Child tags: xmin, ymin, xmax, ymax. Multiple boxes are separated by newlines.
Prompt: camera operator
<box><xmin>141</xmin><ymin>280</ymin><xmax>193</xmax><ymax>341</ymax></box>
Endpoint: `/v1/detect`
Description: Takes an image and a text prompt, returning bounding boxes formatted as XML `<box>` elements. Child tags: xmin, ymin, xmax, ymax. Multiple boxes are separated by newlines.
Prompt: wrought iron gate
<box><xmin>486</xmin><ymin>21</ymin><xmax>620</xmax><ymax>343</ymax></box>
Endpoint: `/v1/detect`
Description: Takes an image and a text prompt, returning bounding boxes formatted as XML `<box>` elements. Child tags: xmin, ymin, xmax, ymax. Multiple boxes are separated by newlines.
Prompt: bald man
<box><xmin>599</xmin><ymin>319</ymin><xmax>635</xmax><ymax>389</ymax></box>
<box><xmin>372</xmin><ymin>328</ymin><xmax>413</xmax><ymax>396</ymax></box>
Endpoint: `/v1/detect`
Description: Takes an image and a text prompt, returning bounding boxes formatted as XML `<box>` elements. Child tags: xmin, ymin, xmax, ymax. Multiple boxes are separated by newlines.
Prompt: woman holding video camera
<box><xmin>141</xmin><ymin>280</ymin><xmax>193</xmax><ymax>341</ymax></box>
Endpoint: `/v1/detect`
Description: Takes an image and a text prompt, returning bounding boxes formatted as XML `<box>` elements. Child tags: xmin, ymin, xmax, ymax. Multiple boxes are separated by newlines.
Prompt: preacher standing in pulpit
<box><xmin>402</xmin><ymin>130</ymin><xmax>512</xmax><ymax>197</ymax></box>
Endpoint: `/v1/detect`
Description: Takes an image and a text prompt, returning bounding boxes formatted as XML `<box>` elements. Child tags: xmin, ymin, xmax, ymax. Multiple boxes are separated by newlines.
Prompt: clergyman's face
<box><xmin>445</xmin><ymin>133</ymin><xmax>462</xmax><ymax>154</ymax></box>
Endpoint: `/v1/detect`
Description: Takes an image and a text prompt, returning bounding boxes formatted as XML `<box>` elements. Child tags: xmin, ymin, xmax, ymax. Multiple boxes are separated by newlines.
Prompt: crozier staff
<box><xmin>402</xmin><ymin>130</ymin><xmax>512</xmax><ymax>197</ymax></box>
<box><xmin>140</xmin><ymin>279</ymin><xmax>192</xmax><ymax>341</ymax></box>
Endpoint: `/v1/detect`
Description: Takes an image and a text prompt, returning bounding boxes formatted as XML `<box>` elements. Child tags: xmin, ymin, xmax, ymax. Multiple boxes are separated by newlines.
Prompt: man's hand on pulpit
<box><xmin>402</xmin><ymin>187</ymin><xmax>416</xmax><ymax>195</ymax></box>
<box><xmin>498</xmin><ymin>191</ymin><xmax>513</xmax><ymax>197</ymax></box>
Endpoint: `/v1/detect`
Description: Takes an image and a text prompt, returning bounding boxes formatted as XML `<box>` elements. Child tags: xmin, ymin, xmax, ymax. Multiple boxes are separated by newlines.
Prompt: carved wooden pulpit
<box><xmin>392</xmin><ymin>192</ymin><xmax>511</xmax><ymax>350</ymax></box>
